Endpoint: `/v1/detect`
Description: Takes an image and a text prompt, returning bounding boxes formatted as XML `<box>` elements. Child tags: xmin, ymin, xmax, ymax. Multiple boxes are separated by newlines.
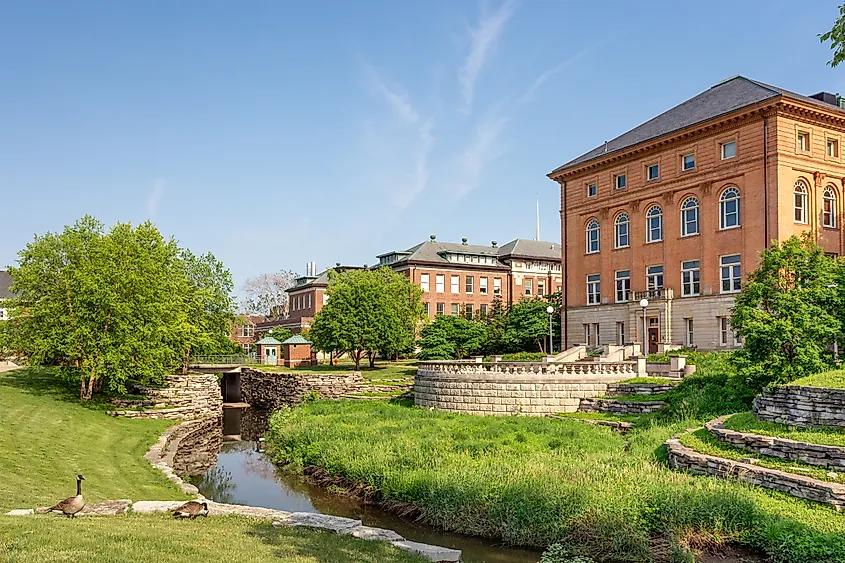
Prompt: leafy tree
<box><xmin>418</xmin><ymin>315</ymin><xmax>487</xmax><ymax>360</ymax></box>
<box><xmin>1</xmin><ymin>215</ymin><xmax>235</xmax><ymax>399</ymax></box>
<box><xmin>730</xmin><ymin>234</ymin><xmax>839</xmax><ymax>389</ymax></box>
<box><xmin>482</xmin><ymin>296</ymin><xmax>508</xmax><ymax>354</ymax></box>
<box><xmin>309</xmin><ymin>268</ymin><xmax>423</xmax><ymax>369</ymax></box>
<box><xmin>820</xmin><ymin>4</ymin><xmax>845</xmax><ymax>68</ymax></box>
<box><xmin>504</xmin><ymin>297</ymin><xmax>556</xmax><ymax>353</ymax></box>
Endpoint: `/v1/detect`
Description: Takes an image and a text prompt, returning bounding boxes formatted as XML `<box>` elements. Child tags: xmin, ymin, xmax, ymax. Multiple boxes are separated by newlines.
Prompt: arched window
<box><xmin>646</xmin><ymin>205</ymin><xmax>663</xmax><ymax>243</ymax></box>
<box><xmin>586</xmin><ymin>219</ymin><xmax>600</xmax><ymax>254</ymax></box>
<box><xmin>681</xmin><ymin>197</ymin><xmax>700</xmax><ymax>236</ymax></box>
<box><xmin>794</xmin><ymin>180</ymin><xmax>808</xmax><ymax>224</ymax></box>
<box><xmin>719</xmin><ymin>187</ymin><xmax>741</xmax><ymax>229</ymax></box>
<box><xmin>824</xmin><ymin>186</ymin><xmax>837</xmax><ymax>228</ymax></box>
<box><xmin>614</xmin><ymin>213</ymin><xmax>630</xmax><ymax>248</ymax></box>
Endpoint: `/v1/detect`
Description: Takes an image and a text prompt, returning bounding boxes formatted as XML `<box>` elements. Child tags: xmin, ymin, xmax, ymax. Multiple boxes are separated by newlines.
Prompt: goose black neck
<box><xmin>76</xmin><ymin>479</ymin><xmax>82</xmax><ymax>496</ymax></box>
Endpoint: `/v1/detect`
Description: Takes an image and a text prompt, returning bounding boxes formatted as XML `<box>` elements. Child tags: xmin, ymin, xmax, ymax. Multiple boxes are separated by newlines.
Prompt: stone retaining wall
<box><xmin>170</xmin><ymin>416</ymin><xmax>222</xmax><ymax>476</ymax></box>
<box><xmin>241</xmin><ymin>368</ymin><xmax>364</xmax><ymax>411</ymax></box>
<box><xmin>706</xmin><ymin>415</ymin><xmax>845</xmax><ymax>469</ymax></box>
<box><xmin>753</xmin><ymin>385</ymin><xmax>845</xmax><ymax>429</ymax></box>
<box><xmin>109</xmin><ymin>374</ymin><xmax>222</xmax><ymax>420</ymax></box>
<box><xmin>577</xmin><ymin>398</ymin><xmax>666</xmax><ymax>415</ymax></box>
<box><xmin>605</xmin><ymin>383</ymin><xmax>676</xmax><ymax>396</ymax></box>
<box><xmin>666</xmin><ymin>436</ymin><xmax>845</xmax><ymax>510</ymax></box>
<box><xmin>414</xmin><ymin>371</ymin><xmax>632</xmax><ymax>416</ymax></box>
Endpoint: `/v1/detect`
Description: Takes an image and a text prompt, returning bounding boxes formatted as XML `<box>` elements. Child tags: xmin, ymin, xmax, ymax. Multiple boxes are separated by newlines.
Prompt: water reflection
<box><xmin>186</xmin><ymin>408</ymin><xmax>540</xmax><ymax>563</ymax></box>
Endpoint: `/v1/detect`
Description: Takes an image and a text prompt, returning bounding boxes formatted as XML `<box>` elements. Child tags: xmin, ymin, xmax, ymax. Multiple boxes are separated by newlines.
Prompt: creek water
<box><xmin>185</xmin><ymin>407</ymin><xmax>541</xmax><ymax>563</ymax></box>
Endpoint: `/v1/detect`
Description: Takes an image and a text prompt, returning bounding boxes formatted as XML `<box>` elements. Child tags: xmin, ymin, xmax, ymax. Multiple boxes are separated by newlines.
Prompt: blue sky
<box><xmin>1</xmin><ymin>1</ymin><xmax>843</xmax><ymax>295</ymax></box>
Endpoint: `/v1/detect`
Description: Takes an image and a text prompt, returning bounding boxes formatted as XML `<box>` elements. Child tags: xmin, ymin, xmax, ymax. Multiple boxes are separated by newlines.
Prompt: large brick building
<box><xmin>548</xmin><ymin>76</ymin><xmax>845</xmax><ymax>352</ymax></box>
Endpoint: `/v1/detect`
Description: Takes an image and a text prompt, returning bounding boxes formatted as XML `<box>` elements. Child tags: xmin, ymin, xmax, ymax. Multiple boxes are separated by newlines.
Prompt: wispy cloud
<box><xmin>148</xmin><ymin>178</ymin><xmax>165</xmax><ymax>220</ymax></box>
<box><xmin>362</xmin><ymin>64</ymin><xmax>436</xmax><ymax>210</ymax></box>
<box><xmin>454</xmin><ymin>112</ymin><xmax>508</xmax><ymax>199</ymax></box>
<box><xmin>518</xmin><ymin>50</ymin><xmax>588</xmax><ymax>104</ymax></box>
<box><xmin>459</xmin><ymin>1</ymin><xmax>516</xmax><ymax>113</ymax></box>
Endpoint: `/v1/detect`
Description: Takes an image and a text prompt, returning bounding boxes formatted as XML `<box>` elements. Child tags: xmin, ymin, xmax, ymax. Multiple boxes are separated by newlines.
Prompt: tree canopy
<box><xmin>0</xmin><ymin>216</ymin><xmax>235</xmax><ymax>399</ymax></box>
<box><xmin>821</xmin><ymin>4</ymin><xmax>845</xmax><ymax>68</ymax></box>
<box><xmin>308</xmin><ymin>267</ymin><xmax>424</xmax><ymax>369</ymax></box>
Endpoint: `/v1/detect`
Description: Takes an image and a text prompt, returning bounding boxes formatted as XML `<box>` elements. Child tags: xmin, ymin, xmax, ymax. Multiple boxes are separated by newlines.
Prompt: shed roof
<box><xmin>282</xmin><ymin>335</ymin><xmax>312</xmax><ymax>345</ymax></box>
<box><xmin>0</xmin><ymin>271</ymin><xmax>15</xmax><ymax>299</ymax></box>
<box><xmin>255</xmin><ymin>336</ymin><xmax>282</xmax><ymax>345</ymax></box>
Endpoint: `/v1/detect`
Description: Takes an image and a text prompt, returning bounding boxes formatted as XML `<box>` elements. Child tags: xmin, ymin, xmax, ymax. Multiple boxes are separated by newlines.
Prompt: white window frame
<box><xmin>646</xmin><ymin>265</ymin><xmax>663</xmax><ymax>292</ymax></box>
<box><xmin>537</xmin><ymin>279</ymin><xmax>545</xmax><ymax>296</ymax></box>
<box><xmin>616</xmin><ymin>322</ymin><xmax>625</xmax><ymax>346</ymax></box>
<box><xmin>423</xmin><ymin>302</ymin><xmax>430</xmax><ymax>316</ymax></box>
<box><xmin>451</xmin><ymin>275</ymin><xmax>459</xmax><ymax>294</ymax></box>
<box><xmin>794</xmin><ymin>180</ymin><xmax>808</xmax><ymax>224</ymax></box>
<box><xmin>436</xmin><ymin>302</ymin><xmax>445</xmax><ymax>316</ymax></box>
<box><xmin>682</xmin><ymin>153</ymin><xmax>695</xmax><ymax>170</ymax></box>
<box><xmin>586</xmin><ymin>274</ymin><xmax>600</xmax><ymax>305</ymax></box>
<box><xmin>681</xmin><ymin>260</ymin><xmax>700</xmax><ymax>297</ymax></box>
<box><xmin>681</xmin><ymin>197</ymin><xmax>700</xmax><ymax>237</ymax></box>
<box><xmin>646</xmin><ymin>205</ymin><xmax>663</xmax><ymax>243</ymax></box>
<box><xmin>615</xmin><ymin>270</ymin><xmax>631</xmax><ymax>303</ymax></box>
<box><xmin>646</xmin><ymin>163</ymin><xmax>659</xmax><ymax>181</ymax></box>
<box><xmin>464</xmin><ymin>303</ymin><xmax>473</xmax><ymax>319</ymax></box>
<box><xmin>828</xmin><ymin>138</ymin><xmax>839</xmax><ymax>158</ymax></box>
<box><xmin>420</xmin><ymin>274</ymin><xmax>430</xmax><ymax>292</ymax></box>
<box><xmin>525</xmin><ymin>278</ymin><xmax>533</xmax><ymax>296</ymax></box>
<box><xmin>480</xmin><ymin>303</ymin><xmax>488</xmax><ymax>319</ymax></box>
<box><xmin>686</xmin><ymin>318</ymin><xmax>694</xmax><ymax>347</ymax></box>
<box><xmin>479</xmin><ymin>277</ymin><xmax>488</xmax><ymax>295</ymax></box>
<box><xmin>435</xmin><ymin>274</ymin><xmax>445</xmax><ymax>293</ymax></box>
<box><xmin>465</xmin><ymin>275</ymin><xmax>474</xmax><ymax>294</ymax></box>
<box><xmin>719</xmin><ymin>187</ymin><xmax>741</xmax><ymax>230</ymax></box>
<box><xmin>720</xmin><ymin>141</ymin><xmax>736</xmax><ymax>160</ymax></box>
<box><xmin>720</xmin><ymin>254</ymin><xmax>741</xmax><ymax>294</ymax></box>
<box><xmin>824</xmin><ymin>187</ymin><xmax>837</xmax><ymax>228</ymax></box>
<box><xmin>450</xmin><ymin>303</ymin><xmax>458</xmax><ymax>316</ymax></box>
<box><xmin>493</xmin><ymin>277</ymin><xmax>502</xmax><ymax>296</ymax></box>
<box><xmin>614</xmin><ymin>173</ymin><xmax>626</xmax><ymax>190</ymax></box>
<box><xmin>587</xmin><ymin>182</ymin><xmax>597</xmax><ymax>197</ymax></box>
<box><xmin>798</xmin><ymin>131</ymin><xmax>810</xmax><ymax>152</ymax></box>
<box><xmin>586</xmin><ymin>219</ymin><xmax>600</xmax><ymax>254</ymax></box>
<box><xmin>614</xmin><ymin>213</ymin><xmax>630</xmax><ymax>249</ymax></box>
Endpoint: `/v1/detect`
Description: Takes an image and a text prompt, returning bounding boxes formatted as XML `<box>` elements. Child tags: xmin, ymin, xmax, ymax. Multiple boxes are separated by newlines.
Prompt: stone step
<box><xmin>578</xmin><ymin>397</ymin><xmax>666</xmax><ymax>416</ymax></box>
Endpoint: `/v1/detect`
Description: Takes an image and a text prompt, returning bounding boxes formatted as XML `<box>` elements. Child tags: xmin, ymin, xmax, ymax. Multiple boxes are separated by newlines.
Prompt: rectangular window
<box><xmin>525</xmin><ymin>278</ymin><xmax>533</xmax><ymax>296</ymax></box>
<box><xmin>420</xmin><ymin>274</ymin><xmax>430</xmax><ymax>292</ymax></box>
<box><xmin>587</xmin><ymin>274</ymin><xmax>601</xmax><ymax>305</ymax></box>
<box><xmin>721</xmin><ymin>141</ymin><xmax>736</xmax><ymax>160</ymax></box>
<box><xmin>616</xmin><ymin>322</ymin><xmax>625</xmax><ymax>346</ymax></box>
<box><xmin>480</xmin><ymin>304</ymin><xmax>488</xmax><ymax>319</ymax></box>
<box><xmin>451</xmin><ymin>275</ymin><xmax>459</xmax><ymax>294</ymax></box>
<box><xmin>436</xmin><ymin>302</ymin><xmax>445</xmax><ymax>316</ymax></box>
<box><xmin>436</xmin><ymin>274</ymin><xmax>445</xmax><ymax>293</ymax></box>
<box><xmin>719</xmin><ymin>317</ymin><xmax>730</xmax><ymax>347</ymax></box>
<box><xmin>646</xmin><ymin>265</ymin><xmax>664</xmax><ymax>293</ymax></box>
<box><xmin>682</xmin><ymin>260</ymin><xmax>700</xmax><ymax>297</ymax></box>
<box><xmin>450</xmin><ymin>303</ymin><xmax>458</xmax><ymax>316</ymax></box>
<box><xmin>587</xmin><ymin>182</ymin><xmax>597</xmax><ymax>197</ymax></box>
<box><xmin>829</xmin><ymin>138</ymin><xmax>839</xmax><ymax>158</ymax></box>
<box><xmin>614</xmin><ymin>173</ymin><xmax>627</xmax><ymax>189</ymax></box>
<box><xmin>647</xmin><ymin>164</ymin><xmax>659</xmax><ymax>180</ymax></box>
<box><xmin>686</xmin><ymin>318</ymin><xmax>694</xmax><ymax>347</ymax></box>
<box><xmin>480</xmin><ymin>277</ymin><xmax>488</xmax><ymax>295</ymax></box>
<box><xmin>584</xmin><ymin>324</ymin><xmax>591</xmax><ymax>346</ymax></box>
<box><xmin>423</xmin><ymin>302</ymin><xmax>430</xmax><ymax>316</ymax></box>
<box><xmin>308</xmin><ymin>294</ymin><xmax>311</xmax><ymax>309</ymax></box>
<box><xmin>615</xmin><ymin>270</ymin><xmax>631</xmax><ymax>302</ymax></box>
<box><xmin>465</xmin><ymin>276</ymin><xmax>474</xmax><ymax>294</ymax></box>
<box><xmin>798</xmin><ymin>131</ymin><xmax>810</xmax><ymax>152</ymax></box>
<box><xmin>241</xmin><ymin>343</ymin><xmax>252</xmax><ymax>354</ymax></box>
<box><xmin>538</xmin><ymin>279</ymin><xmax>545</xmax><ymax>296</ymax></box>
<box><xmin>682</xmin><ymin>153</ymin><xmax>695</xmax><ymax>170</ymax></box>
<box><xmin>720</xmin><ymin>254</ymin><xmax>741</xmax><ymax>293</ymax></box>
<box><xmin>323</xmin><ymin>293</ymin><xmax>329</xmax><ymax>305</ymax></box>
<box><xmin>465</xmin><ymin>303</ymin><xmax>473</xmax><ymax>319</ymax></box>
<box><xmin>592</xmin><ymin>323</ymin><xmax>600</xmax><ymax>346</ymax></box>
<box><xmin>493</xmin><ymin>277</ymin><xmax>502</xmax><ymax>295</ymax></box>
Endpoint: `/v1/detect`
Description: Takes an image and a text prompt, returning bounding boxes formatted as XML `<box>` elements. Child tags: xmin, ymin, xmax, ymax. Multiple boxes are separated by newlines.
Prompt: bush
<box><xmin>501</xmin><ymin>352</ymin><xmax>547</xmax><ymax>362</ymax></box>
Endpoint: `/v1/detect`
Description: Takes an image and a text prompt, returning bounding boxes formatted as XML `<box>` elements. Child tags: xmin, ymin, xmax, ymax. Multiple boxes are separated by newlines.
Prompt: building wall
<box><xmin>397</xmin><ymin>264</ymin><xmax>511</xmax><ymax>320</ymax></box>
<box><xmin>287</xmin><ymin>286</ymin><xmax>326</xmax><ymax>326</ymax></box>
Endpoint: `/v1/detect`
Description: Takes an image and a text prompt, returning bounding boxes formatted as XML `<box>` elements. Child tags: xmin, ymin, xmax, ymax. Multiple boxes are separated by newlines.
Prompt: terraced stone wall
<box><xmin>753</xmin><ymin>386</ymin><xmax>845</xmax><ymax>429</ymax></box>
<box><xmin>577</xmin><ymin>397</ymin><xmax>666</xmax><ymax>415</ymax></box>
<box><xmin>110</xmin><ymin>374</ymin><xmax>223</xmax><ymax>420</ymax></box>
<box><xmin>605</xmin><ymin>383</ymin><xmax>675</xmax><ymax>396</ymax></box>
<box><xmin>241</xmin><ymin>368</ymin><xmax>364</xmax><ymax>411</ymax></box>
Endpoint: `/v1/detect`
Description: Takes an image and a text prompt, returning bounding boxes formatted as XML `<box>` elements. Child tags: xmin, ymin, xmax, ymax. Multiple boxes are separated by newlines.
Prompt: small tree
<box><xmin>820</xmin><ymin>4</ymin><xmax>845</xmax><ymax>68</ymax></box>
<box><xmin>730</xmin><ymin>234</ymin><xmax>839</xmax><ymax>388</ymax></box>
<box><xmin>418</xmin><ymin>315</ymin><xmax>487</xmax><ymax>360</ymax></box>
<box><xmin>504</xmin><ymin>297</ymin><xmax>554</xmax><ymax>353</ymax></box>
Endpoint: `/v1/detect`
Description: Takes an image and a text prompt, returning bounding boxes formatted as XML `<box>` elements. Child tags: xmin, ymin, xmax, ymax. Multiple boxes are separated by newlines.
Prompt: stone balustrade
<box><xmin>753</xmin><ymin>385</ymin><xmax>845</xmax><ymax>429</ymax></box>
<box><xmin>666</xmin><ymin>436</ymin><xmax>845</xmax><ymax>510</ymax></box>
<box><xmin>417</xmin><ymin>360</ymin><xmax>641</xmax><ymax>379</ymax></box>
<box><xmin>706</xmin><ymin>415</ymin><xmax>845</xmax><ymax>469</ymax></box>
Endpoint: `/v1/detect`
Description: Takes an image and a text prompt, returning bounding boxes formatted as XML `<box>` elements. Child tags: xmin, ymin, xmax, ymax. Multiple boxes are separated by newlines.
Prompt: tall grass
<box><xmin>266</xmin><ymin>399</ymin><xmax>845</xmax><ymax>562</ymax></box>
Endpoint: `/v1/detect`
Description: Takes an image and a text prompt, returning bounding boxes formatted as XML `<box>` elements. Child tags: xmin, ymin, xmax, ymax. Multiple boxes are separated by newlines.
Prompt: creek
<box><xmin>183</xmin><ymin>406</ymin><xmax>541</xmax><ymax>563</ymax></box>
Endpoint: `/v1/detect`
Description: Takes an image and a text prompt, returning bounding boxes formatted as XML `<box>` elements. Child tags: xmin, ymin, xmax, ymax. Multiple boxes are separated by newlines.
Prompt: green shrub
<box><xmin>501</xmin><ymin>352</ymin><xmax>547</xmax><ymax>362</ymax></box>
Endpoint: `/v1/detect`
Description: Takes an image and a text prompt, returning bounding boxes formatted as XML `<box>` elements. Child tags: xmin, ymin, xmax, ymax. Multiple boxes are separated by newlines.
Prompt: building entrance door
<box><xmin>264</xmin><ymin>347</ymin><xmax>278</xmax><ymax>366</ymax></box>
<box><xmin>647</xmin><ymin>317</ymin><xmax>659</xmax><ymax>354</ymax></box>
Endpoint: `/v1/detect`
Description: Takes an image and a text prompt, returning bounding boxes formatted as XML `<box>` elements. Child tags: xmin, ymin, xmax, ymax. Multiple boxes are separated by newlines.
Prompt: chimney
<box><xmin>305</xmin><ymin>262</ymin><xmax>311</xmax><ymax>276</ymax></box>
<box><xmin>462</xmin><ymin>237</ymin><xmax>468</xmax><ymax>245</ymax></box>
<box><xmin>810</xmin><ymin>91</ymin><xmax>840</xmax><ymax>106</ymax></box>
<box><xmin>491</xmin><ymin>240</ymin><xmax>498</xmax><ymax>248</ymax></box>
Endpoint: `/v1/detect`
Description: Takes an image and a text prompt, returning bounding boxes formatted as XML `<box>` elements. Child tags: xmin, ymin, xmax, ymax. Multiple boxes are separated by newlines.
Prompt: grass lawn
<box><xmin>596</xmin><ymin>393</ymin><xmax>670</xmax><ymax>402</ymax></box>
<box><xmin>678</xmin><ymin>428</ymin><xmax>840</xmax><ymax>482</ymax></box>
<box><xmin>788</xmin><ymin>369</ymin><xmax>845</xmax><ymax>389</ymax></box>
<box><xmin>251</xmin><ymin>359</ymin><xmax>417</xmax><ymax>381</ymax></box>
<box><xmin>265</xmin><ymin>399</ymin><xmax>845</xmax><ymax>562</ymax></box>
<box><xmin>0</xmin><ymin>514</ymin><xmax>427</xmax><ymax>563</ymax></box>
<box><xmin>553</xmin><ymin>412</ymin><xmax>642</xmax><ymax>424</ymax></box>
<box><xmin>0</xmin><ymin>368</ymin><xmax>187</xmax><ymax>512</ymax></box>
<box><xmin>616</xmin><ymin>377</ymin><xmax>676</xmax><ymax>385</ymax></box>
<box><xmin>723</xmin><ymin>412</ymin><xmax>845</xmax><ymax>448</ymax></box>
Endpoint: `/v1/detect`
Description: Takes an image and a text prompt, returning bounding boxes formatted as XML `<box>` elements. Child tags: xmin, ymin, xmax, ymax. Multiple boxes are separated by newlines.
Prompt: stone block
<box><xmin>391</xmin><ymin>540</ymin><xmax>462</xmax><ymax>562</ymax></box>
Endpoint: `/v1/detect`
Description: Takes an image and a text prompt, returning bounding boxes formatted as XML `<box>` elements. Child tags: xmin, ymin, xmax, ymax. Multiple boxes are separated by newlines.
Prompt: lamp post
<box><xmin>546</xmin><ymin>305</ymin><xmax>555</xmax><ymax>355</ymax></box>
<box><xmin>639</xmin><ymin>298</ymin><xmax>649</xmax><ymax>356</ymax></box>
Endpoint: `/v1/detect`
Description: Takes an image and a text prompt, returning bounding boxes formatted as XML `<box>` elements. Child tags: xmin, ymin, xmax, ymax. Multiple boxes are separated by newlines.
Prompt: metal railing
<box><xmin>189</xmin><ymin>354</ymin><xmax>258</xmax><ymax>365</ymax></box>
<box><xmin>633</xmin><ymin>287</ymin><xmax>674</xmax><ymax>300</ymax></box>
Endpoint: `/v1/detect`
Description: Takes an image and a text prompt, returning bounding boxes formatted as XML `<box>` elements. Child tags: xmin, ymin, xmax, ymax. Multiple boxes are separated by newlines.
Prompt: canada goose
<box><xmin>172</xmin><ymin>501</ymin><xmax>209</xmax><ymax>519</ymax></box>
<box><xmin>47</xmin><ymin>474</ymin><xmax>86</xmax><ymax>518</ymax></box>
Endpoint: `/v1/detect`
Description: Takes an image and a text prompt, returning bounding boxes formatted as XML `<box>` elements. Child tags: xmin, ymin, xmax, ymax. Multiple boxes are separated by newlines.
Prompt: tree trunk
<box><xmin>352</xmin><ymin>350</ymin><xmax>361</xmax><ymax>370</ymax></box>
<box><xmin>93</xmin><ymin>377</ymin><xmax>104</xmax><ymax>394</ymax></box>
<box><xmin>368</xmin><ymin>353</ymin><xmax>376</xmax><ymax>368</ymax></box>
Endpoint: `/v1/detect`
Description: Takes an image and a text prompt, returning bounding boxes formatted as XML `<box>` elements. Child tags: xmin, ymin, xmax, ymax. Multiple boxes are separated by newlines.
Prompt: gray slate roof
<box><xmin>386</xmin><ymin>238</ymin><xmax>561</xmax><ymax>267</ymax></box>
<box><xmin>550</xmin><ymin>76</ymin><xmax>845</xmax><ymax>175</ymax></box>
<box><xmin>496</xmin><ymin>239</ymin><xmax>561</xmax><ymax>260</ymax></box>
<box><xmin>0</xmin><ymin>271</ymin><xmax>14</xmax><ymax>299</ymax></box>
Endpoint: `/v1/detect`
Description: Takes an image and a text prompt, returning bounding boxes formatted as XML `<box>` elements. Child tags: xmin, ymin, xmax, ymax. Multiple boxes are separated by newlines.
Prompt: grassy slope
<box><xmin>0</xmin><ymin>368</ymin><xmax>186</xmax><ymax>511</ymax></box>
<box><xmin>266</xmin><ymin>399</ymin><xmax>845</xmax><ymax>562</ymax></box>
<box><xmin>789</xmin><ymin>369</ymin><xmax>845</xmax><ymax>389</ymax></box>
<box><xmin>0</xmin><ymin>514</ymin><xmax>427</xmax><ymax>563</ymax></box>
<box><xmin>723</xmin><ymin>412</ymin><xmax>845</xmax><ymax>448</ymax></box>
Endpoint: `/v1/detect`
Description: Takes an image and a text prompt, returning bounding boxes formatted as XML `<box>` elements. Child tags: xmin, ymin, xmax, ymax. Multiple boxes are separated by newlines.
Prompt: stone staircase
<box><xmin>575</xmin><ymin>381</ymin><xmax>676</xmax><ymax>416</ymax></box>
